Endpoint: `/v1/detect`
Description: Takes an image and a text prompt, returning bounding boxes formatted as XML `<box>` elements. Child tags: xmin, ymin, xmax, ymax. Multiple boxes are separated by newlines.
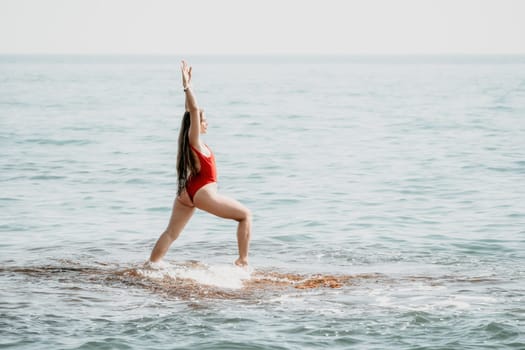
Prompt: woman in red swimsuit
<box><xmin>149</xmin><ymin>60</ymin><xmax>251</xmax><ymax>267</ymax></box>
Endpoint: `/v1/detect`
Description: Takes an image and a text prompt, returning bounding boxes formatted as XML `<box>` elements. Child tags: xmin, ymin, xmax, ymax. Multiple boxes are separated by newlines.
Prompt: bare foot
<box><xmin>235</xmin><ymin>257</ymin><xmax>249</xmax><ymax>268</ymax></box>
<box><xmin>144</xmin><ymin>259</ymin><xmax>168</xmax><ymax>270</ymax></box>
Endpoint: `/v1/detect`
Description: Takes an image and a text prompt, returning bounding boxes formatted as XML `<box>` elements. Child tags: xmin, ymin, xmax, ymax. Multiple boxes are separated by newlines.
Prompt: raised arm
<box><xmin>181</xmin><ymin>60</ymin><xmax>201</xmax><ymax>148</ymax></box>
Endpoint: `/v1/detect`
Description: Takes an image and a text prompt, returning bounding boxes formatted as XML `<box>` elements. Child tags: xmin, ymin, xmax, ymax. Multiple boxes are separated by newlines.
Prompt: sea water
<box><xmin>1</xmin><ymin>55</ymin><xmax>524</xmax><ymax>349</ymax></box>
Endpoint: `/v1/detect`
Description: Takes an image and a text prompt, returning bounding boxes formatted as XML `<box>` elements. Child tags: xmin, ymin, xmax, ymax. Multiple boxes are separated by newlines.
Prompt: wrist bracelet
<box><xmin>183</xmin><ymin>86</ymin><xmax>190</xmax><ymax>92</ymax></box>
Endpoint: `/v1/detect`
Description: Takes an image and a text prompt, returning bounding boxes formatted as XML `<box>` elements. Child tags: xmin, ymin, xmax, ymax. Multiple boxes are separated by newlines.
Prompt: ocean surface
<box><xmin>1</xmin><ymin>54</ymin><xmax>524</xmax><ymax>349</ymax></box>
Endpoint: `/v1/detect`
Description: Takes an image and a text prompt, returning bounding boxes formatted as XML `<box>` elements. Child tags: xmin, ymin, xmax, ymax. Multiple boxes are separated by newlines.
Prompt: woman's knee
<box><xmin>237</xmin><ymin>206</ymin><xmax>252</xmax><ymax>223</ymax></box>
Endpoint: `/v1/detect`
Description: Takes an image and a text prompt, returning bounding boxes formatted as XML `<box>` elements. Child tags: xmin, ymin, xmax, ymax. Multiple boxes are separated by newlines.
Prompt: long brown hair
<box><xmin>177</xmin><ymin>111</ymin><xmax>198</xmax><ymax>196</ymax></box>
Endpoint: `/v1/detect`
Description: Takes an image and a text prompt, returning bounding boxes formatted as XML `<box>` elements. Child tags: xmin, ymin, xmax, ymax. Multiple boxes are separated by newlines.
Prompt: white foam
<box><xmin>370</xmin><ymin>289</ymin><xmax>501</xmax><ymax>312</ymax></box>
<box><xmin>137</xmin><ymin>261</ymin><xmax>252</xmax><ymax>289</ymax></box>
<box><xmin>143</xmin><ymin>259</ymin><xmax>170</xmax><ymax>270</ymax></box>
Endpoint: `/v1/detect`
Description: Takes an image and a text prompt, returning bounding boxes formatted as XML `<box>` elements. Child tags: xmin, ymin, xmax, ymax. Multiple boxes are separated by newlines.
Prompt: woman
<box><xmin>149</xmin><ymin>60</ymin><xmax>251</xmax><ymax>267</ymax></box>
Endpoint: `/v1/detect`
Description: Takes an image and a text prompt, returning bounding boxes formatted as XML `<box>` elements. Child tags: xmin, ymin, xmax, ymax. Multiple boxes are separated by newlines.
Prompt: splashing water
<box><xmin>136</xmin><ymin>260</ymin><xmax>253</xmax><ymax>289</ymax></box>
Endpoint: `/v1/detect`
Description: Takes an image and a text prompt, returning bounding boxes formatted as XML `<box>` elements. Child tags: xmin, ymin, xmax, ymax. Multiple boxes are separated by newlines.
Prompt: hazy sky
<box><xmin>1</xmin><ymin>0</ymin><xmax>524</xmax><ymax>54</ymax></box>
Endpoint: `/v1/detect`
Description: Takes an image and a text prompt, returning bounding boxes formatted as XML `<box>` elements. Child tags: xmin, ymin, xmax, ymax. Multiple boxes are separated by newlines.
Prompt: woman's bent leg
<box><xmin>193</xmin><ymin>187</ymin><xmax>251</xmax><ymax>266</ymax></box>
<box><xmin>149</xmin><ymin>195</ymin><xmax>195</xmax><ymax>262</ymax></box>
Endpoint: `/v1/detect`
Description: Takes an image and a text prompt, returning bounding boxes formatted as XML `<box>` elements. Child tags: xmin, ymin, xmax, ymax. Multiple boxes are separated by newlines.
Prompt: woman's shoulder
<box><xmin>190</xmin><ymin>142</ymin><xmax>212</xmax><ymax>157</ymax></box>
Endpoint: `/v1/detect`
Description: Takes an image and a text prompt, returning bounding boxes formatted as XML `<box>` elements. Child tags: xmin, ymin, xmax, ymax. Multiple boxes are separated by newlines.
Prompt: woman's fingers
<box><xmin>181</xmin><ymin>61</ymin><xmax>191</xmax><ymax>74</ymax></box>
<box><xmin>181</xmin><ymin>60</ymin><xmax>192</xmax><ymax>85</ymax></box>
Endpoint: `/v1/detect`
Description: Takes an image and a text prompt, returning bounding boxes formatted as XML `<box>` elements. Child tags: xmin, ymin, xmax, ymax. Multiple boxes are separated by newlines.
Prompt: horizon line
<box><xmin>2</xmin><ymin>52</ymin><xmax>525</xmax><ymax>56</ymax></box>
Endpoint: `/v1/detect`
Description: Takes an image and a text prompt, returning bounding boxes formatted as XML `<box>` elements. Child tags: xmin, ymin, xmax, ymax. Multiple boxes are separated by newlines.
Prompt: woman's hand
<box><xmin>181</xmin><ymin>60</ymin><xmax>192</xmax><ymax>89</ymax></box>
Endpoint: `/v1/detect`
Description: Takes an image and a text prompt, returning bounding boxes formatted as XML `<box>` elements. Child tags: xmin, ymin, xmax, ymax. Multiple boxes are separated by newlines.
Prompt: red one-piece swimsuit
<box><xmin>186</xmin><ymin>144</ymin><xmax>218</xmax><ymax>201</ymax></box>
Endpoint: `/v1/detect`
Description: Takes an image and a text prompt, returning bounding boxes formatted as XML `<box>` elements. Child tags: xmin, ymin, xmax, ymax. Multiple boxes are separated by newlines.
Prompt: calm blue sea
<box><xmin>1</xmin><ymin>55</ymin><xmax>525</xmax><ymax>349</ymax></box>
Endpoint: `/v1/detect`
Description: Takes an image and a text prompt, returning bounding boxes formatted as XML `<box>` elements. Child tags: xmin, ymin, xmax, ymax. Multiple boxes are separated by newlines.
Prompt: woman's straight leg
<box><xmin>149</xmin><ymin>194</ymin><xmax>195</xmax><ymax>262</ymax></box>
